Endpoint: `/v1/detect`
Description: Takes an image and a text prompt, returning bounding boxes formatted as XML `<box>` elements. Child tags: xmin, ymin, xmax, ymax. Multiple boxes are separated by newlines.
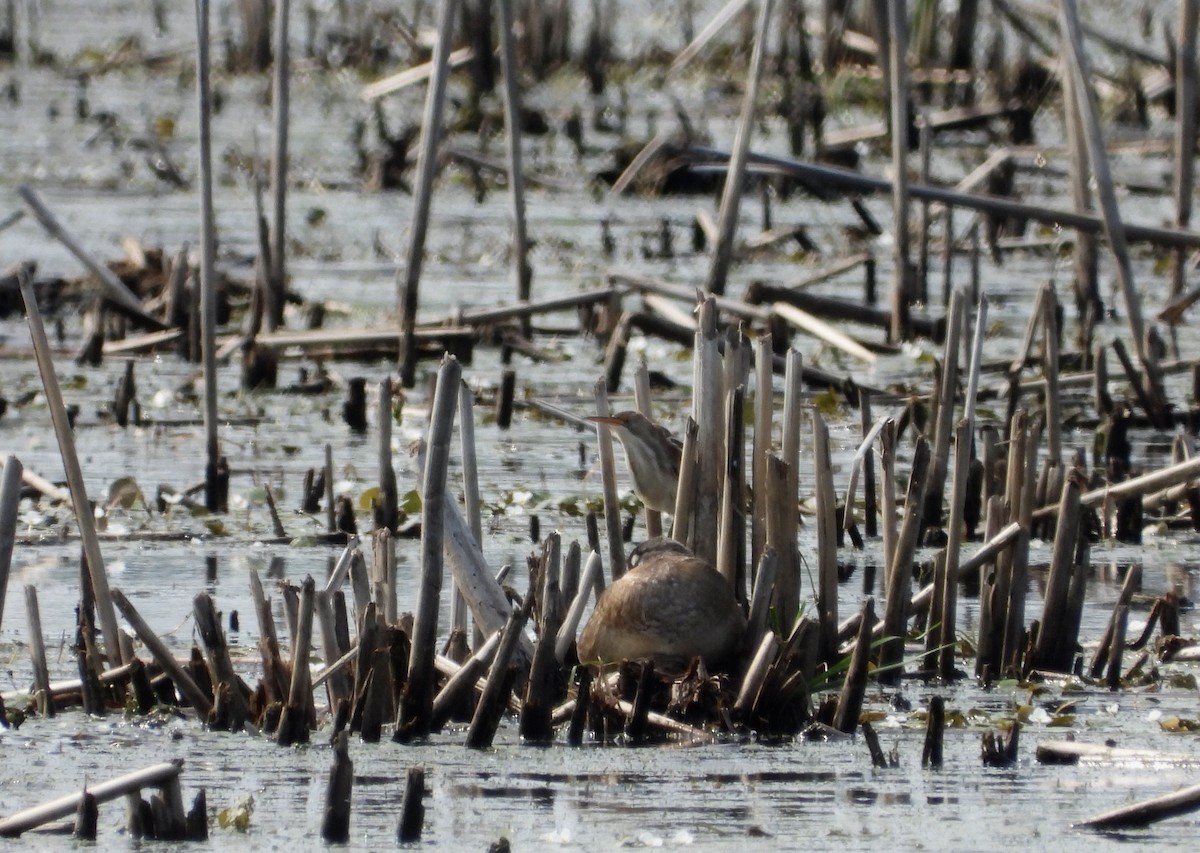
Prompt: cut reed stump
<box><xmin>832</xmin><ymin>597</ymin><xmax>874</xmax><ymax>735</ymax></box>
<box><xmin>321</xmin><ymin>732</ymin><xmax>353</xmax><ymax>843</ymax></box>
<box><xmin>277</xmin><ymin>576</ymin><xmax>316</xmax><ymax>746</ymax></box>
<box><xmin>922</xmin><ymin>696</ymin><xmax>945</xmax><ymax>769</ymax></box>
<box><xmin>0</xmin><ymin>454</ymin><xmax>22</xmax><ymax>634</ymax></box>
<box><xmin>397</xmin><ymin>766</ymin><xmax>426</xmax><ymax>842</ymax></box>
<box><xmin>398</xmin><ymin>355</ymin><xmax>461</xmax><ymax>742</ymax></box>
<box><xmin>193</xmin><ymin>593</ymin><xmax>248</xmax><ymax>731</ymax></box>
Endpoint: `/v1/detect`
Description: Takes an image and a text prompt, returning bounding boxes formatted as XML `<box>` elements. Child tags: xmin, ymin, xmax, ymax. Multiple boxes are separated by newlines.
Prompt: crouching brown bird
<box><xmin>577</xmin><ymin>538</ymin><xmax>745</xmax><ymax>670</ymax></box>
<box><xmin>588</xmin><ymin>410</ymin><xmax>682</xmax><ymax>514</ymax></box>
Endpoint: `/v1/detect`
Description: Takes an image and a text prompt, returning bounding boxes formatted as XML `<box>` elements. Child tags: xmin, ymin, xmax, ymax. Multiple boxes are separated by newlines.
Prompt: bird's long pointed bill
<box><xmin>586</xmin><ymin>415</ymin><xmax>624</xmax><ymax>427</ymax></box>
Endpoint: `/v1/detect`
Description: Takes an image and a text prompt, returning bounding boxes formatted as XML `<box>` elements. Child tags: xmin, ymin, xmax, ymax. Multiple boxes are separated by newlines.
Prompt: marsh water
<box><xmin>2</xmin><ymin>1</ymin><xmax>1200</xmax><ymax>849</ymax></box>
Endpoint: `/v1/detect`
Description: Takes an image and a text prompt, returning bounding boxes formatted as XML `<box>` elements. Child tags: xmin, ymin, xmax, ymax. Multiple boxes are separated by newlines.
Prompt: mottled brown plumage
<box><xmin>578</xmin><ymin>538</ymin><xmax>745</xmax><ymax>669</ymax></box>
<box><xmin>588</xmin><ymin>411</ymin><xmax>682</xmax><ymax>514</ymax></box>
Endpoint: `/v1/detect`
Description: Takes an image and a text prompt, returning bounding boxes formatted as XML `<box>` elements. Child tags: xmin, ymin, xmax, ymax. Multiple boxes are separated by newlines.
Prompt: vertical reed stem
<box><xmin>704</xmin><ymin>0</ymin><xmax>775</xmax><ymax>296</ymax></box>
<box><xmin>193</xmin><ymin>0</ymin><xmax>222</xmax><ymax>512</ymax></box>
<box><xmin>399</xmin><ymin>0</ymin><xmax>459</xmax><ymax>387</ymax></box>
<box><xmin>497</xmin><ymin>0</ymin><xmax>532</xmax><ymax>330</ymax></box>
<box><xmin>887</xmin><ymin>0</ymin><xmax>911</xmax><ymax>342</ymax></box>
<box><xmin>268</xmin><ymin>0</ymin><xmax>290</xmax><ymax>330</ymax></box>
<box><xmin>0</xmin><ymin>455</ymin><xmax>21</xmax><ymax>635</ymax></box>
<box><xmin>813</xmin><ymin>412</ymin><xmax>838</xmax><ymax>663</ymax></box>
<box><xmin>18</xmin><ymin>273</ymin><xmax>123</xmax><ymax>668</ymax></box>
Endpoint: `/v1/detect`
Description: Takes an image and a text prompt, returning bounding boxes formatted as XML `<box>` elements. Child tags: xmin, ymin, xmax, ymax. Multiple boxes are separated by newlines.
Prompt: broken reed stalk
<box><xmin>321</xmin><ymin>732</ymin><xmax>352</xmax><ymax>843</ymax></box>
<box><xmin>0</xmin><ymin>761</ymin><xmax>185</xmax><ymax>839</ymax></box>
<box><xmin>812</xmin><ymin>411</ymin><xmax>838</xmax><ymax>663</ymax></box>
<box><xmin>194</xmin><ymin>0</ymin><xmax>221</xmax><ymax>512</ymax></box>
<box><xmin>671</xmin><ymin>0</ymin><xmax>753</xmax><ymax>72</ymax></box>
<box><xmin>193</xmin><ymin>593</ymin><xmax>247</xmax><ymax>729</ymax></box>
<box><xmin>1042</xmin><ymin>284</ymin><xmax>1063</xmax><ymax>464</ymax></box>
<box><xmin>925</xmin><ymin>289</ymin><xmax>965</xmax><ymax>529</ymax></box>
<box><xmin>717</xmin><ymin>385</ymin><xmax>746</xmax><ymax>599</ymax></box>
<box><xmin>1172</xmin><ymin>1</ymin><xmax>1200</xmax><ymax>310</ymax></box>
<box><xmin>15</xmin><ymin>187</ymin><xmax>163</xmax><ymax>329</ymax></box>
<box><xmin>496</xmin><ymin>0</ymin><xmax>532</xmax><ymax>330</ymax></box>
<box><xmin>859</xmin><ymin>391</ymin><xmax>878</xmax><ymax>538</ymax></box>
<box><xmin>922</xmin><ymin>695</ymin><xmax>945</xmax><ymax>769</ymax></box>
<box><xmin>878</xmin><ymin>436</ymin><xmax>931</xmax><ymax>686</ymax></box>
<box><xmin>400</xmin><ymin>355</ymin><xmax>461</xmax><ymax>741</ymax></box>
<box><xmin>398</xmin><ymin>0</ymin><xmax>458</xmax><ymax>387</ymax></box>
<box><xmin>1081</xmin><ymin>781</ymin><xmax>1200</xmax><ymax>830</ymax></box>
<box><xmin>1037</xmin><ymin>455</ymin><xmax>1200</xmax><ymax>519</ymax></box>
<box><xmin>439</xmin><ymin>485</ymin><xmax>534</xmax><ymax>667</ymax></box>
<box><xmin>734</xmin><ymin>632</ymin><xmax>779</xmax><ymax>717</ymax></box>
<box><xmin>1061</xmin><ymin>55</ymin><xmax>1100</xmax><ymax>331</ymax></box>
<box><xmin>465</xmin><ymin>600</ymin><xmax>529</xmax><ymax>749</ymax></box>
<box><xmin>18</xmin><ymin>273</ymin><xmax>124</xmax><ymax>669</ymax></box>
<box><xmin>519</xmin><ymin>549</ymin><xmax>560</xmax><ymax>743</ymax></box>
<box><xmin>267</xmin><ymin>0</ymin><xmax>289</xmax><ymax>331</ymax></box>
<box><xmin>691</xmin><ymin>299</ymin><xmax>722</xmax><ymax>565</ymax></box>
<box><xmin>916</xmin><ymin>116</ymin><xmax>931</xmax><ymax>302</ymax></box>
<box><xmin>879</xmin><ymin>420</ymin><xmax>898</xmax><ymax>583</ymax></box>
<box><xmin>775</xmin><ymin>348</ymin><xmax>803</xmax><ymax>623</ymax></box>
<box><xmin>1032</xmin><ymin>473</ymin><xmax>1083</xmax><ymax>673</ymax></box>
<box><xmin>25</xmin><ymin>586</ymin><xmax>52</xmax><ymax>717</ymax></box>
<box><xmin>1001</xmin><ymin>413</ymin><xmax>1041</xmax><ymax>671</ymax></box>
<box><xmin>1058</xmin><ymin>0</ymin><xmax>1165</xmax><ymax>417</ymax></box>
<box><xmin>670</xmin><ymin>418</ymin><xmax>699</xmax><ymax>547</ymax></box>
<box><xmin>432</xmin><ymin>630</ymin><xmax>500</xmax><ymax>727</ymax></box>
<box><xmin>379</xmin><ymin>380</ymin><xmax>398</xmax><ymax>534</ymax></box>
<box><xmin>592</xmin><ymin>380</ymin><xmax>626</xmax><ymax>580</ymax></box>
<box><xmin>249</xmin><ymin>569</ymin><xmax>288</xmax><ymax>705</ymax></box>
<box><xmin>1105</xmin><ymin>604</ymin><xmax>1129</xmax><ymax>691</ymax></box>
<box><xmin>938</xmin><ymin>419</ymin><xmax>971</xmax><ymax>680</ymax></box>
<box><xmin>324</xmin><ymin>443</ymin><xmax>335</xmax><ymax>533</ymax></box>
<box><xmin>315</xmin><ymin>589</ymin><xmax>351</xmax><ymax>708</ymax></box>
<box><xmin>703</xmin><ymin>0</ymin><xmax>774</xmax><ymax>296</ymax></box>
<box><xmin>974</xmin><ymin>495</ymin><xmax>1005</xmax><ymax>678</ymax></box>
<box><xmin>555</xmin><ymin>549</ymin><xmax>601</xmax><ymax>663</ymax></box>
<box><xmin>833</xmin><ymin>596</ymin><xmax>874</xmax><ymax>734</ymax></box>
<box><xmin>744</xmin><ymin>547</ymin><xmax>778</xmax><ymax>653</ymax></box>
<box><xmin>1089</xmin><ymin>563</ymin><xmax>1141</xmax><ymax>678</ymax></box>
<box><xmin>699</xmin><ymin>140</ymin><xmax>1200</xmax><ymax>252</ymax></box>
<box><xmin>751</xmin><ymin>334</ymin><xmax>773</xmax><ymax>562</ymax></box>
<box><xmin>277</xmin><ymin>576</ymin><xmax>315</xmax><ymax>746</ymax></box>
<box><xmin>0</xmin><ymin>455</ymin><xmax>21</xmax><ymax>634</ymax></box>
<box><xmin>397</xmin><ymin>766</ymin><xmax>425</xmax><ymax>842</ymax></box>
<box><xmin>887</xmin><ymin>0</ymin><xmax>911</xmax><ymax>342</ymax></box>
<box><xmin>111</xmin><ymin>589</ymin><xmax>213</xmax><ymax>717</ymax></box>
<box><xmin>455</xmin><ymin>380</ymin><xmax>481</xmax><ymax>636</ymax></box>
<box><xmin>765</xmin><ymin>455</ymin><xmax>798</xmax><ymax>627</ymax></box>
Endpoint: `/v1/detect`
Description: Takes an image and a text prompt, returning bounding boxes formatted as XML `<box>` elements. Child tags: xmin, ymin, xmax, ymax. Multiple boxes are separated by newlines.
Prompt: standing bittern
<box><xmin>588</xmin><ymin>410</ymin><xmax>682</xmax><ymax>514</ymax></box>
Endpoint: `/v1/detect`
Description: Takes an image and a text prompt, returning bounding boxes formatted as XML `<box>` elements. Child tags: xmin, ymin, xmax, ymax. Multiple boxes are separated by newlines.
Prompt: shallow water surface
<box><xmin>3</xmin><ymin>1</ymin><xmax>1200</xmax><ymax>850</ymax></box>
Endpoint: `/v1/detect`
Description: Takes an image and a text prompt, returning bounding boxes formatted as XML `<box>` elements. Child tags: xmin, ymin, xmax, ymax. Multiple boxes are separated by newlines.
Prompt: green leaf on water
<box><xmin>400</xmin><ymin>489</ymin><xmax>422</xmax><ymax>513</ymax></box>
<box><xmin>217</xmin><ymin>794</ymin><xmax>255</xmax><ymax>832</ymax></box>
<box><xmin>204</xmin><ymin>519</ymin><xmax>226</xmax><ymax>536</ymax></box>
<box><xmin>1159</xmin><ymin>716</ymin><xmax>1200</xmax><ymax>732</ymax></box>
<box><xmin>813</xmin><ymin>387</ymin><xmax>844</xmax><ymax>418</ymax></box>
<box><xmin>359</xmin><ymin>486</ymin><xmax>381</xmax><ymax>512</ymax></box>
